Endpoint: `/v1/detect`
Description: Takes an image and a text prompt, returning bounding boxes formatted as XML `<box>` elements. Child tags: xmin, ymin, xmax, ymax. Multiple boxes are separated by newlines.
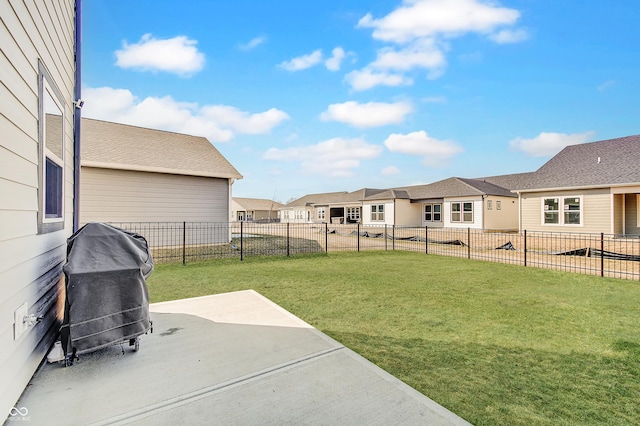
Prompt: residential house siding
<box><xmin>520</xmin><ymin>188</ymin><xmax>611</xmax><ymax>233</ymax></box>
<box><xmin>0</xmin><ymin>0</ymin><xmax>76</xmax><ymax>417</ymax></box>
<box><xmin>80</xmin><ymin>167</ymin><xmax>230</xmax><ymax>224</ymax></box>
<box><xmin>483</xmin><ymin>196</ymin><xmax>519</xmax><ymax>231</ymax></box>
<box><xmin>443</xmin><ymin>198</ymin><xmax>483</xmax><ymax>229</ymax></box>
<box><xmin>393</xmin><ymin>199</ymin><xmax>421</xmax><ymax>226</ymax></box>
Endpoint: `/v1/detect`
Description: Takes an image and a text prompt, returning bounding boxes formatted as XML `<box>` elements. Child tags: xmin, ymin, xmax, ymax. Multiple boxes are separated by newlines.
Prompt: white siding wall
<box><xmin>0</xmin><ymin>0</ymin><xmax>76</xmax><ymax>417</ymax></box>
<box><xmin>80</xmin><ymin>167</ymin><xmax>230</xmax><ymax>223</ymax></box>
<box><xmin>363</xmin><ymin>200</ymin><xmax>395</xmax><ymax>226</ymax></box>
<box><xmin>443</xmin><ymin>198</ymin><xmax>483</xmax><ymax>229</ymax></box>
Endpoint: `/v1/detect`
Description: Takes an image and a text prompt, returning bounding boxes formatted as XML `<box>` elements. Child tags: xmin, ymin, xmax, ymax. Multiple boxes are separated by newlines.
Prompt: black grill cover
<box><xmin>61</xmin><ymin>222</ymin><xmax>153</xmax><ymax>356</ymax></box>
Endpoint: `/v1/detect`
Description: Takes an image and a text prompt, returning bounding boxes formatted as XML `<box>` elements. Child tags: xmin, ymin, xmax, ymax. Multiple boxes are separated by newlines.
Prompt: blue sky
<box><xmin>82</xmin><ymin>0</ymin><xmax>640</xmax><ymax>203</ymax></box>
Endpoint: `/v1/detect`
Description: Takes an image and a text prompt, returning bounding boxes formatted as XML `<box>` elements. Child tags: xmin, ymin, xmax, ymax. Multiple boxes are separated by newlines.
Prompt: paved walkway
<box><xmin>13</xmin><ymin>290</ymin><xmax>471</xmax><ymax>425</ymax></box>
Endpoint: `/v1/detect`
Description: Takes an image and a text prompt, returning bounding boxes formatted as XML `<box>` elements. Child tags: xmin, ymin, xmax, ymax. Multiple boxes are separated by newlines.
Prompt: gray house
<box><xmin>0</xmin><ymin>0</ymin><xmax>80</xmax><ymax>417</ymax></box>
<box><xmin>80</xmin><ymin>118</ymin><xmax>243</xmax><ymax>225</ymax></box>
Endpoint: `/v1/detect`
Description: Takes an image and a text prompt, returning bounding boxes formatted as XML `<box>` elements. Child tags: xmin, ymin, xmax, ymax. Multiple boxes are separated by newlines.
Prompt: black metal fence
<box><xmin>109</xmin><ymin>222</ymin><xmax>640</xmax><ymax>281</ymax></box>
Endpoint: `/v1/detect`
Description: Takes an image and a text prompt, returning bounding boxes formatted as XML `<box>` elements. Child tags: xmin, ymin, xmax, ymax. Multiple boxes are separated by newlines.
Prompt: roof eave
<box><xmin>82</xmin><ymin>161</ymin><xmax>243</xmax><ymax>180</ymax></box>
<box><xmin>514</xmin><ymin>182</ymin><xmax>640</xmax><ymax>193</ymax></box>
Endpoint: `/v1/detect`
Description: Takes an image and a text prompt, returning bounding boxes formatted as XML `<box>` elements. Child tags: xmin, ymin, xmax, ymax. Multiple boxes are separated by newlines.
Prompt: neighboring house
<box><xmin>80</xmin><ymin>118</ymin><xmax>243</xmax><ymax>226</ymax></box>
<box><xmin>0</xmin><ymin>0</ymin><xmax>80</xmax><ymax>417</ymax></box>
<box><xmin>363</xmin><ymin>177</ymin><xmax>519</xmax><ymax>230</ymax></box>
<box><xmin>510</xmin><ymin>135</ymin><xmax>640</xmax><ymax>235</ymax></box>
<box><xmin>232</xmin><ymin>198</ymin><xmax>283</xmax><ymax>222</ymax></box>
<box><xmin>280</xmin><ymin>189</ymin><xmax>386</xmax><ymax>224</ymax></box>
<box><xmin>281</xmin><ymin>179</ymin><xmax>519</xmax><ymax>230</ymax></box>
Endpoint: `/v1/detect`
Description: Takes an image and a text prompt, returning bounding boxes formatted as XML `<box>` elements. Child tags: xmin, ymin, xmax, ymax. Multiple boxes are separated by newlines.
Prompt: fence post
<box><xmin>425</xmin><ymin>226</ymin><xmax>428</xmax><ymax>255</ymax></box>
<box><xmin>287</xmin><ymin>222</ymin><xmax>290</xmax><ymax>257</ymax></box>
<box><xmin>240</xmin><ymin>221</ymin><xmax>244</xmax><ymax>261</ymax></box>
<box><xmin>385</xmin><ymin>224</ymin><xmax>388</xmax><ymax>251</ymax></box>
<box><xmin>600</xmin><ymin>233</ymin><xmax>604</xmax><ymax>277</ymax></box>
<box><xmin>325</xmin><ymin>222</ymin><xmax>328</xmax><ymax>253</ymax></box>
<box><xmin>182</xmin><ymin>221</ymin><xmax>186</xmax><ymax>266</ymax></box>
<box><xmin>467</xmin><ymin>227</ymin><xmax>471</xmax><ymax>259</ymax></box>
<box><xmin>392</xmin><ymin>225</ymin><xmax>395</xmax><ymax>251</ymax></box>
<box><xmin>357</xmin><ymin>223</ymin><xmax>360</xmax><ymax>252</ymax></box>
<box><xmin>524</xmin><ymin>230</ymin><xmax>527</xmax><ymax>267</ymax></box>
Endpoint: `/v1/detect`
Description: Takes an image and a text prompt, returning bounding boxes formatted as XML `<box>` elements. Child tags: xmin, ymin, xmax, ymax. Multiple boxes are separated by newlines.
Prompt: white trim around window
<box><xmin>38</xmin><ymin>61</ymin><xmax>66</xmax><ymax>234</ymax></box>
<box><xmin>371</xmin><ymin>204</ymin><xmax>385</xmax><ymax>222</ymax></box>
<box><xmin>424</xmin><ymin>203</ymin><xmax>442</xmax><ymax>222</ymax></box>
<box><xmin>451</xmin><ymin>201</ymin><xmax>473</xmax><ymax>223</ymax></box>
<box><xmin>542</xmin><ymin>196</ymin><xmax>583</xmax><ymax>226</ymax></box>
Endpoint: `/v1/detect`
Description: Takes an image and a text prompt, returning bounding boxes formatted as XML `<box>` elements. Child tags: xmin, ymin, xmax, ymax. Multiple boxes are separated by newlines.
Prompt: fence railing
<box><xmin>109</xmin><ymin>222</ymin><xmax>640</xmax><ymax>281</ymax></box>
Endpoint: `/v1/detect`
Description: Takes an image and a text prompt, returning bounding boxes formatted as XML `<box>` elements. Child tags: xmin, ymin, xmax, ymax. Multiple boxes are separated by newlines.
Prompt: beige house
<box><xmin>232</xmin><ymin>198</ymin><xmax>283</xmax><ymax>222</ymax></box>
<box><xmin>80</xmin><ymin>118</ymin><xmax>243</xmax><ymax>225</ymax></box>
<box><xmin>281</xmin><ymin>179</ymin><xmax>519</xmax><ymax>231</ymax></box>
<box><xmin>511</xmin><ymin>135</ymin><xmax>640</xmax><ymax>235</ymax></box>
<box><xmin>0</xmin><ymin>0</ymin><xmax>79</xmax><ymax>417</ymax></box>
<box><xmin>280</xmin><ymin>189</ymin><xmax>386</xmax><ymax>224</ymax></box>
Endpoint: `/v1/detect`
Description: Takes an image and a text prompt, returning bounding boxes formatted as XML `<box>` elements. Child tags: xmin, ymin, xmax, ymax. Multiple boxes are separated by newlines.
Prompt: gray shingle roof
<box><xmin>392</xmin><ymin>177</ymin><xmax>517</xmax><ymax>201</ymax></box>
<box><xmin>81</xmin><ymin>118</ymin><xmax>243</xmax><ymax>179</ymax></box>
<box><xmin>515</xmin><ymin>134</ymin><xmax>640</xmax><ymax>191</ymax></box>
<box><xmin>233</xmin><ymin>198</ymin><xmax>284</xmax><ymax>211</ymax></box>
<box><xmin>284</xmin><ymin>188</ymin><xmax>386</xmax><ymax>208</ymax></box>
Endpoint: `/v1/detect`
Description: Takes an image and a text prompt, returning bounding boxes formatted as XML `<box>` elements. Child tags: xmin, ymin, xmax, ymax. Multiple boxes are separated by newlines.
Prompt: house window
<box><xmin>496</xmin><ymin>201</ymin><xmax>501</xmax><ymax>210</ymax></box>
<box><xmin>487</xmin><ymin>200</ymin><xmax>492</xmax><ymax>210</ymax></box>
<box><xmin>38</xmin><ymin>62</ymin><xmax>65</xmax><ymax>233</ymax></box>
<box><xmin>246</xmin><ymin>212</ymin><xmax>253</xmax><ymax>221</ymax></box>
<box><xmin>451</xmin><ymin>202</ymin><xmax>473</xmax><ymax>223</ymax></box>
<box><xmin>294</xmin><ymin>210</ymin><xmax>303</xmax><ymax>220</ymax></box>
<box><xmin>424</xmin><ymin>204</ymin><xmax>442</xmax><ymax>222</ymax></box>
<box><xmin>347</xmin><ymin>207</ymin><xmax>360</xmax><ymax>221</ymax></box>
<box><xmin>544</xmin><ymin>198</ymin><xmax>559</xmax><ymax>224</ymax></box>
<box><xmin>283</xmin><ymin>211</ymin><xmax>290</xmax><ymax>220</ymax></box>
<box><xmin>371</xmin><ymin>204</ymin><xmax>384</xmax><ymax>221</ymax></box>
<box><xmin>317</xmin><ymin>207</ymin><xmax>325</xmax><ymax>220</ymax></box>
<box><xmin>563</xmin><ymin>197</ymin><xmax>581</xmax><ymax>225</ymax></box>
<box><xmin>543</xmin><ymin>197</ymin><xmax>582</xmax><ymax>225</ymax></box>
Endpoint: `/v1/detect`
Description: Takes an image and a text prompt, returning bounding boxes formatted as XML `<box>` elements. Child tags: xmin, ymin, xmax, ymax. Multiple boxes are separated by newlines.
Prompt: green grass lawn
<box><xmin>147</xmin><ymin>251</ymin><xmax>640</xmax><ymax>425</ymax></box>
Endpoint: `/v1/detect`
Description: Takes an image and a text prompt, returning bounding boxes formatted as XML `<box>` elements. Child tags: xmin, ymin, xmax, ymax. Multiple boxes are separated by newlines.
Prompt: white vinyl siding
<box><xmin>80</xmin><ymin>167</ymin><xmax>230</xmax><ymax>223</ymax></box>
<box><xmin>443</xmin><ymin>199</ymin><xmax>483</xmax><ymax>229</ymax></box>
<box><xmin>0</xmin><ymin>0</ymin><xmax>76</xmax><ymax>417</ymax></box>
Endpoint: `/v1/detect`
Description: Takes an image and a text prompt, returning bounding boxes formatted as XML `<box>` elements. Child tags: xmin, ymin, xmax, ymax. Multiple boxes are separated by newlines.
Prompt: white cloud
<box><xmin>115</xmin><ymin>34</ymin><xmax>205</xmax><ymax>75</ymax></box>
<box><xmin>320</xmin><ymin>101</ymin><xmax>413</xmax><ymax>128</ymax></box>
<box><xmin>82</xmin><ymin>86</ymin><xmax>289</xmax><ymax>142</ymax></box>
<box><xmin>239</xmin><ymin>36</ymin><xmax>266</xmax><ymax>51</ymax></box>
<box><xmin>353</xmin><ymin>0</ymin><xmax>525</xmax><ymax>89</ymax></box>
<box><xmin>279</xmin><ymin>49</ymin><xmax>323</xmax><ymax>71</ymax></box>
<box><xmin>344</xmin><ymin>68</ymin><xmax>413</xmax><ymax>91</ymax></box>
<box><xmin>200</xmin><ymin>105</ymin><xmax>290</xmax><ymax>134</ymax></box>
<box><xmin>489</xmin><ymin>28</ymin><xmax>529</xmax><ymax>44</ymax></box>
<box><xmin>357</xmin><ymin>0</ymin><xmax>521</xmax><ymax>43</ymax></box>
<box><xmin>384</xmin><ymin>130</ymin><xmax>463</xmax><ymax>166</ymax></box>
<box><xmin>371</xmin><ymin>39</ymin><xmax>447</xmax><ymax>71</ymax></box>
<box><xmin>509</xmin><ymin>132</ymin><xmax>595</xmax><ymax>157</ymax></box>
<box><xmin>325</xmin><ymin>47</ymin><xmax>346</xmax><ymax>71</ymax></box>
<box><xmin>382</xmin><ymin>166</ymin><xmax>401</xmax><ymax>176</ymax></box>
<box><xmin>263</xmin><ymin>137</ymin><xmax>383</xmax><ymax>177</ymax></box>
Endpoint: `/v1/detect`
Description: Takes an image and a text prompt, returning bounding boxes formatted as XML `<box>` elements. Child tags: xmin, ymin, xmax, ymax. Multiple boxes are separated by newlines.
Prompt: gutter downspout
<box><xmin>73</xmin><ymin>0</ymin><xmax>82</xmax><ymax>232</ymax></box>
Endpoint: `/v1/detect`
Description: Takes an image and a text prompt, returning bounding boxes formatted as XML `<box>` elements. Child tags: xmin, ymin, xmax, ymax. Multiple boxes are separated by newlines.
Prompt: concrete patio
<box><xmin>11</xmin><ymin>290</ymin><xmax>471</xmax><ymax>425</ymax></box>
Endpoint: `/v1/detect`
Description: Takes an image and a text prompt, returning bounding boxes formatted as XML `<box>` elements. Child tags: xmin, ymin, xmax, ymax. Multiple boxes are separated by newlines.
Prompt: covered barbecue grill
<box><xmin>61</xmin><ymin>222</ymin><xmax>153</xmax><ymax>364</ymax></box>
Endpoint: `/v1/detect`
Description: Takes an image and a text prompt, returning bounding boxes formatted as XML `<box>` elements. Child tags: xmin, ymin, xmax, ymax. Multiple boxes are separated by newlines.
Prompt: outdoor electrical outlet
<box><xmin>14</xmin><ymin>302</ymin><xmax>28</xmax><ymax>340</ymax></box>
